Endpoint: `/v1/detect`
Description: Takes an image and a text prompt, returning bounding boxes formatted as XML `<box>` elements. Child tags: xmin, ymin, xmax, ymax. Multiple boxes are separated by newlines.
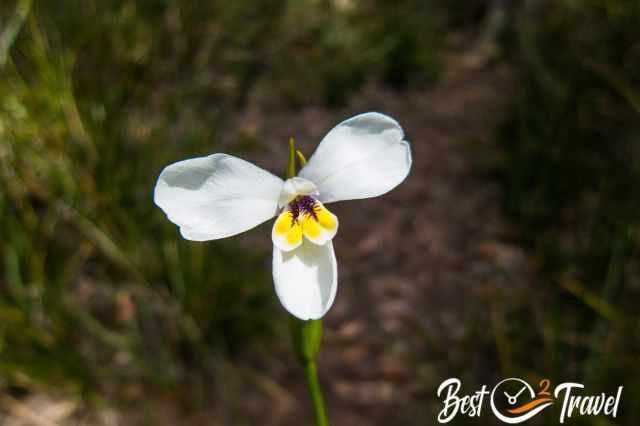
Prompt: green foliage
<box><xmin>357</xmin><ymin>0</ymin><xmax>444</xmax><ymax>91</ymax></box>
<box><xmin>0</xmin><ymin>6</ymin><xmax>278</xmax><ymax>399</ymax></box>
<box><xmin>493</xmin><ymin>0</ymin><xmax>640</xmax><ymax>422</ymax></box>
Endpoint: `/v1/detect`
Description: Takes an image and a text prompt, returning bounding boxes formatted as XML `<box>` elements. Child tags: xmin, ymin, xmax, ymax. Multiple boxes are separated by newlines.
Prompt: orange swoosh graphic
<box><xmin>508</xmin><ymin>398</ymin><xmax>554</xmax><ymax>414</ymax></box>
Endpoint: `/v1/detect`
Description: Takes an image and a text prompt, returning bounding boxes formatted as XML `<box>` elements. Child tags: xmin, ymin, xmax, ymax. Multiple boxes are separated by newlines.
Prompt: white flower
<box><xmin>154</xmin><ymin>112</ymin><xmax>412</xmax><ymax>320</ymax></box>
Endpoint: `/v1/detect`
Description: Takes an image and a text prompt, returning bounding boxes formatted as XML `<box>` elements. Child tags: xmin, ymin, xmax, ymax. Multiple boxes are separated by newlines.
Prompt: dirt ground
<box><xmin>1</xmin><ymin>44</ymin><xmax>536</xmax><ymax>426</ymax></box>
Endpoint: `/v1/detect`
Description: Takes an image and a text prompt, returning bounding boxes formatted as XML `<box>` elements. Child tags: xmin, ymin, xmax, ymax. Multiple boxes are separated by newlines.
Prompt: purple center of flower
<box><xmin>289</xmin><ymin>195</ymin><xmax>318</xmax><ymax>222</ymax></box>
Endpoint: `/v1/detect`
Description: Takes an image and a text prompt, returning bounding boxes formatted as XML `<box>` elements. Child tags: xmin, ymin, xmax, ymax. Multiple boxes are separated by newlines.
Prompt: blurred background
<box><xmin>1</xmin><ymin>0</ymin><xmax>639</xmax><ymax>424</ymax></box>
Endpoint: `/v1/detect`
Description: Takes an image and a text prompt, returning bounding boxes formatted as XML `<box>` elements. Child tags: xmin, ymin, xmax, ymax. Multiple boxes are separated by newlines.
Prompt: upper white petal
<box><xmin>154</xmin><ymin>154</ymin><xmax>283</xmax><ymax>241</ymax></box>
<box><xmin>298</xmin><ymin>112</ymin><xmax>412</xmax><ymax>203</ymax></box>
<box><xmin>272</xmin><ymin>241</ymin><xmax>337</xmax><ymax>320</ymax></box>
<box><xmin>278</xmin><ymin>176</ymin><xmax>319</xmax><ymax>207</ymax></box>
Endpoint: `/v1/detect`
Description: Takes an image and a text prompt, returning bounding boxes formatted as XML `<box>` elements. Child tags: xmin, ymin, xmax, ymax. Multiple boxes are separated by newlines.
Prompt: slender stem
<box><xmin>287</xmin><ymin>138</ymin><xmax>297</xmax><ymax>178</ymax></box>
<box><xmin>303</xmin><ymin>359</ymin><xmax>328</xmax><ymax>426</ymax></box>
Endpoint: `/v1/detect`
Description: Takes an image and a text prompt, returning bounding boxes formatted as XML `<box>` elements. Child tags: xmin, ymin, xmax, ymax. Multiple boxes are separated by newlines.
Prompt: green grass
<box><xmin>488</xmin><ymin>1</ymin><xmax>640</xmax><ymax>423</ymax></box>
<box><xmin>0</xmin><ymin>3</ymin><xmax>279</xmax><ymax>400</ymax></box>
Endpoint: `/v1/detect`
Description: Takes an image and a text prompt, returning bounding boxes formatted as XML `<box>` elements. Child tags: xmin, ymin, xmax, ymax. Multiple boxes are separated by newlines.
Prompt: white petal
<box><xmin>278</xmin><ymin>177</ymin><xmax>319</xmax><ymax>207</ymax></box>
<box><xmin>154</xmin><ymin>154</ymin><xmax>283</xmax><ymax>241</ymax></box>
<box><xmin>298</xmin><ymin>112</ymin><xmax>412</xmax><ymax>203</ymax></box>
<box><xmin>272</xmin><ymin>241</ymin><xmax>337</xmax><ymax>320</ymax></box>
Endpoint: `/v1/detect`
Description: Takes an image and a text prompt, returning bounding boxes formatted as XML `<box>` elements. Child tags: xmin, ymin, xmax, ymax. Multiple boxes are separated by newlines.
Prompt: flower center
<box><xmin>272</xmin><ymin>194</ymin><xmax>339</xmax><ymax>252</ymax></box>
<box><xmin>289</xmin><ymin>195</ymin><xmax>318</xmax><ymax>223</ymax></box>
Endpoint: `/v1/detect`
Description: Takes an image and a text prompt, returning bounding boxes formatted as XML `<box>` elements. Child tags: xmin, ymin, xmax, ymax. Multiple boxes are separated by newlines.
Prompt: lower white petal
<box><xmin>272</xmin><ymin>241</ymin><xmax>337</xmax><ymax>320</ymax></box>
<box><xmin>154</xmin><ymin>154</ymin><xmax>283</xmax><ymax>241</ymax></box>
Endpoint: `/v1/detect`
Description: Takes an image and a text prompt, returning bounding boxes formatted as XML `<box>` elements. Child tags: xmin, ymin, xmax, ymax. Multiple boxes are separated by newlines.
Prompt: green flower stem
<box><xmin>287</xmin><ymin>137</ymin><xmax>297</xmax><ymax>179</ymax></box>
<box><xmin>290</xmin><ymin>318</ymin><xmax>328</xmax><ymax>426</ymax></box>
<box><xmin>286</xmin><ymin>138</ymin><xmax>329</xmax><ymax>426</ymax></box>
<box><xmin>303</xmin><ymin>357</ymin><xmax>328</xmax><ymax>426</ymax></box>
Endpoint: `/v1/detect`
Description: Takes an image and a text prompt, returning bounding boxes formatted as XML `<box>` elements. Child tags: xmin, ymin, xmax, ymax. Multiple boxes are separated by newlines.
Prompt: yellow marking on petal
<box><xmin>300</xmin><ymin>202</ymin><xmax>339</xmax><ymax>245</ymax></box>
<box><xmin>286</xmin><ymin>223</ymin><xmax>303</xmax><ymax>246</ymax></box>
<box><xmin>272</xmin><ymin>210</ymin><xmax>303</xmax><ymax>251</ymax></box>
<box><xmin>316</xmin><ymin>206</ymin><xmax>337</xmax><ymax>231</ymax></box>
<box><xmin>274</xmin><ymin>211</ymin><xmax>294</xmax><ymax>236</ymax></box>
<box><xmin>301</xmin><ymin>214</ymin><xmax>321</xmax><ymax>239</ymax></box>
